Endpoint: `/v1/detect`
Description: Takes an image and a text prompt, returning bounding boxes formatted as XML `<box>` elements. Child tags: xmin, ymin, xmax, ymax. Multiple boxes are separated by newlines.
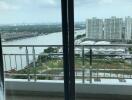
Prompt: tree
<box><xmin>44</xmin><ymin>47</ymin><xmax>58</xmax><ymax>53</ymax></box>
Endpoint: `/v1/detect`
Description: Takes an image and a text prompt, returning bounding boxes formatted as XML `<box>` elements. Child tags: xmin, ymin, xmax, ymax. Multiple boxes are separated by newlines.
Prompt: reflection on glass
<box><xmin>75</xmin><ymin>0</ymin><xmax>132</xmax><ymax>99</ymax></box>
<box><xmin>0</xmin><ymin>0</ymin><xmax>63</xmax><ymax>100</ymax></box>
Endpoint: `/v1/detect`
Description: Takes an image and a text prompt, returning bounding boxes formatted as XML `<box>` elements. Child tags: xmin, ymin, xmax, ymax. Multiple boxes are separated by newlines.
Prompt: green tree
<box><xmin>44</xmin><ymin>47</ymin><xmax>58</xmax><ymax>53</ymax></box>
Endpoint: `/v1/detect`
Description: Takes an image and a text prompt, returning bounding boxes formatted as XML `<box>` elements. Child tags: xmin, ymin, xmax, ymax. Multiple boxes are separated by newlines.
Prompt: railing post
<box><xmin>82</xmin><ymin>67</ymin><xmax>85</xmax><ymax>84</ymax></box>
<box><xmin>15</xmin><ymin>55</ymin><xmax>17</xmax><ymax>70</ymax></box>
<box><xmin>89</xmin><ymin>48</ymin><xmax>92</xmax><ymax>84</ymax></box>
<box><xmin>33</xmin><ymin>46</ymin><xmax>37</xmax><ymax>82</ymax></box>
<box><xmin>3</xmin><ymin>55</ymin><xmax>7</xmax><ymax>71</ymax></box>
<box><xmin>123</xmin><ymin>58</ymin><xmax>125</xmax><ymax>80</ymax></box>
<box><xmin>26</xmin><ymin>47</ymin><xmax>30</xmax><ymax>81</ymax></box>
<box><xmin>9</xmin><ymin>55</ymin><xmax>12</xmax><ymax>70</ymax></box>
<box><xmin>20</xmin><ymin>55</ymin><xmax>23</xmax><ymax>69</ymax></box>
<box><xmin>110</xmin><ymin>69</ymin><xmax>111</xmax><ymax>78</ymax></box>
<box><xmin>131</xmin><ymin>55</ymin><xmax>132</xmax><ymax>65</ymax></box>
<box><xmin>82</xmin><ymin>45</ymin><xmax>84</xmax><ymax>65</ymax></box>
<box><xmin>104</xmin><ymin>68</ymin><xmax>106</xmax><ymax>78</ymax></box>
<box><xmin>131</xmin><ymin>55</ymin><xmax>132</xmax><ymax>79</ymax></box>
<box><xmin>82</xmin><ymin>45</ymin><xmax>85</xmax><ymax>83</ymax></box>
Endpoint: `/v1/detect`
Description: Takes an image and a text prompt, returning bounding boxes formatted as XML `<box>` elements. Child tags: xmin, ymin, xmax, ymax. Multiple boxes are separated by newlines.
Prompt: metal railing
<box><xmin>2</xmin><ymin>44</ymin><xmax>132</xmax><ymax>83</ymax></box>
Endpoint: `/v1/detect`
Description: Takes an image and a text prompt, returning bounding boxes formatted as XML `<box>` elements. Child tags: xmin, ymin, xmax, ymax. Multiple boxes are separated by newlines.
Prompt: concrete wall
<box><xmin>5</xmin><ymin>79</ymin><xmax>132</xmax><ymax>96</ymax></box>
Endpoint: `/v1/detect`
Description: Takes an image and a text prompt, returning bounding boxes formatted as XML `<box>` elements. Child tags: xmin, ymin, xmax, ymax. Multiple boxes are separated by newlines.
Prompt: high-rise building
<box><xmin>86</xmin><ymin>17</ymin><xmax>103</xmax><ymax>39</ymax></box>
<box><xmin>104</xmin><ymin>17</ymin><xmax>123</xmax><ymax>40</ymax></box>
<box><xmin>125</xmin><ymin>16</ymin><xmax>132</xmax><ymax>40</ymax></box>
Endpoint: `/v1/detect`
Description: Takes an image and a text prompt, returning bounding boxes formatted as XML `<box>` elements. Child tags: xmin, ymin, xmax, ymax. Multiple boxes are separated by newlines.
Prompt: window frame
<box><xmin>61</xmin><ymin>0</ymin><xmax>75</xmax><ymax>100</ymax></box>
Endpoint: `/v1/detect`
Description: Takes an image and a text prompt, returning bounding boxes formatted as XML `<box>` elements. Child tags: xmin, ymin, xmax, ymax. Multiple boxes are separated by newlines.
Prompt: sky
<box><xmin>0</xmin><ymin>0</ymin><xmax>132</xmax><ymax>25</ymax></box>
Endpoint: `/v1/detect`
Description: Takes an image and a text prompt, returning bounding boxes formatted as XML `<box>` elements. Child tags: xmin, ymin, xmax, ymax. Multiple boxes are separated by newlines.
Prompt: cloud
<box><xmin>45</xmin><ymin>0</ymin><xmax>58</xmax><ymax>6</ymax></box>
<box><xmin>99</xmin><ymin>0</ymin><xmax>113</xmax><ymax>5</ymax></box>
<box><xmin>75</xmin><ymin>0</ymin><xmax>132</xmax><ymax>7</ymax></box>
<box><xmin>21</xmin><ymin>0</ymin><xmax>59</xmax><ymax>8</ymax></box>
<box><xmin>1</xmin><ymin>0</ymin><xmax>132</xmax><ymax>24</ymax></box>
<box><xmin>0</xmin><ymin>1</ymin><xmax>19</xmax><ymax>11</ymax></box>
<box><xmin>75</xmin><ymin>0</ymin><xmax>98</xmax><ymax>7</ymax></box>
<box><xmin>0</xmin><ymin>0</ymin><xmax>60</xmax><ymax>11</ymax></box>
<box><xmin>34</xmin><ymin>0</ymin><xmax>60</xmax><ymax>8</ymax></box>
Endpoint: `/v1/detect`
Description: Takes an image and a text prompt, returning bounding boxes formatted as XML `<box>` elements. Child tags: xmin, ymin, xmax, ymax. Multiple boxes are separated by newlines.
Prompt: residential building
<box><xmin>125</xmin><ymin>16</ymin><xmax>132</xmax><ymax>40</ymax></box>
<box><xmin>104</xmin><ymin>17</ymin><xmax>123</xmax><ymax>40</ymax></box>
<box><xmin>86</xmin><ymin>17</ymin><xmax>103</xmax><ymax>39</ymax></box>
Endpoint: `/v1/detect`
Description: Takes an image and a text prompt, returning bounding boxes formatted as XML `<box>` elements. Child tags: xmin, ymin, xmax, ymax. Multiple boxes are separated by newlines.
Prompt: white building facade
<box><xmin>86</xmin><ymin>17</ymin><xmax>103</xmax><ymax>39</ymax></box>
<box><xmin>125</xmin><ymin>16</ymin><xmax>132</xmax><ymax>40</ymax></box>
<box><xmin>104</xmin><ymin>17</ymin><xmax>123</xmax><ymax>40</ymax></box>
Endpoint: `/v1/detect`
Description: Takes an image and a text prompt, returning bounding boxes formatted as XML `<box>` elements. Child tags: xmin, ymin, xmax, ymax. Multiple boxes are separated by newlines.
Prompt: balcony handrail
<box><xmin>2</xmin><ymin>44</ymin><xmax>132</xmax><ymax>83</ymax></box>
<box><xmin>2</xmin><ymin>44</ymin><xmax>132</xmax><ymax>47</ymax></box>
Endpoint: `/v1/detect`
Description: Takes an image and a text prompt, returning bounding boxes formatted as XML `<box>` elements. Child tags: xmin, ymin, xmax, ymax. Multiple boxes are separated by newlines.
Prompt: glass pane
<box><xmin>0</xmin><ymin>0</ymin><xmax>63</xmax><ymax>100</ymax></box>
<box><xmin>75</xmin><ymin>0</ymin><xmax>132</xmax><ymax>99</ymax></box>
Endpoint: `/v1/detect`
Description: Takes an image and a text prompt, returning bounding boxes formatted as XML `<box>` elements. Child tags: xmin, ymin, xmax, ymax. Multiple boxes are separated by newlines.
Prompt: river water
<box><xmin>2</xmin><ymin>32</ymin><xmax>63</xmax><ymax>71</ymax></box>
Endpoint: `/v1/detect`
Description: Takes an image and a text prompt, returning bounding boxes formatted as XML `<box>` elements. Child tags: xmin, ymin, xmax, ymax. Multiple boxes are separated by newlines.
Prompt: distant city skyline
<box><xmin>0</xmin><ymin>0</ymin><xmax>132</xmax><ymax>24</ymax></box>
<box><xmin>86</xmin><ymin>16</ymin><xmax>132</xmax><ymax>40</ymax></box>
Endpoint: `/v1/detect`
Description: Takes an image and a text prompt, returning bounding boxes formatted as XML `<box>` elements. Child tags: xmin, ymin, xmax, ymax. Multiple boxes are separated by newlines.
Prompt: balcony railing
<box><xmin>2</xmin><ymin>44</ymin><xmax>132</xmax><ymax>83</ymax></box>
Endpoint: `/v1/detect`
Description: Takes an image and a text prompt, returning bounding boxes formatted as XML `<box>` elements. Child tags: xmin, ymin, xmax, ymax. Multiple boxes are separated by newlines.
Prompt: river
<box><xmin>2</xmin><ymin>32</ymin><xmax>62</xmax><ymax>71</ymax></box>
<box><xmin>2</xmin><ymin>30</ymin><xmax>85</xmax><ymax>71</ymax></box>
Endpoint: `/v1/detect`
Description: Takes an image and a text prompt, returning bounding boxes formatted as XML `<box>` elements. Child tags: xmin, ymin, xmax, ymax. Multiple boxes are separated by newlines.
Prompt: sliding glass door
<box><xmin>74</xmin><ymin>0</ymin><xmax>132</xmax><ymax>99</ymax></box>
<box><xmin>0</xmin><ymin>0</ymin><xmax>65</xmax><ymax>100</ymax></box>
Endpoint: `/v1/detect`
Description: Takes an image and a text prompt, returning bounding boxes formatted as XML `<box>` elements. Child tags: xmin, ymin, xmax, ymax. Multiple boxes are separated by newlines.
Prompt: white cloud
<box><xmin>0</xmin><ymin>1</ymin><xmax>19</xmax><ymax>11</ymax></box>
<box><xmin>99</xmin><ymin>0</ymin><xmax>113</xmax><ymax>5</ymax></box>
<box><xmin>0</xmin><ymin>0</ymin><xmax>60</xmax><ymax>11</ymax></box>
<box><xmin>47</xmin><ymin>0</ymin><xmax>57</xmax><ymax>6</ymax></box>
<box><xmin>98</xmin><ymin>0</ymin><xmax>132</xmax><ymax>6</ymax></box>
<box><xmin>22</xmin><ymin>0</ymin><xmax>60</xmax><ymax>8</ymax></box>
<box><xmin>36</xmin><ymin>0</ymin><xmax>60</xmax><ymax>7</ymax></box>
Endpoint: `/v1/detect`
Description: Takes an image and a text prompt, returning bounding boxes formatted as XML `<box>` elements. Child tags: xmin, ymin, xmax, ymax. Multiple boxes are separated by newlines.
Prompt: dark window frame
<box><xmin>0</xmin><ymin>35</ymin><xmax>4</xmax><ymax>95</ymax></box>
<box><xmin>61</xmin><ymin>0</ymin><xmax>75</xmax><ymax>100</ymax></box>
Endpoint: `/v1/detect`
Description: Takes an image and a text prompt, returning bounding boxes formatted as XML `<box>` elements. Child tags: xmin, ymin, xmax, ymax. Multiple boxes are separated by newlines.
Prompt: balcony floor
<box><xmin>7</xmin><ymin>95</ymin><xmax>105</xmax><ymax>100</ymax></box>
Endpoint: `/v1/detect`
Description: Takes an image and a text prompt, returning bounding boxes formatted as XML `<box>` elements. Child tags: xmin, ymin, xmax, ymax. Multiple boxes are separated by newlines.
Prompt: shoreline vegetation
<box><xmin>1</xmin><ymin>24</ymin><xmax>85</xmax><ymax>42</ymax></box>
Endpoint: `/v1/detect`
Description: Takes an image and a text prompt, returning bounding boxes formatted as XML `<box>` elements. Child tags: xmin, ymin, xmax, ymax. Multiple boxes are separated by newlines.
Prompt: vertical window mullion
<box><xmin>68</xmin><ymin>0</ymin><xmax>75</xmax><ymax>100</ymax></box>
<box><xmin>61</xmin><ymin>0</ymin><xmax>75</xmax><ymax>100</ymax></box>
<box><xmin>0</xmin><ymin>35</ymin><xmax>4</xmax><ymax>96</ymax></box>
<box><xmin>61</xmin><ymin>0</ymin><xmax>70</xmax><ymax>100</ymax></box>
